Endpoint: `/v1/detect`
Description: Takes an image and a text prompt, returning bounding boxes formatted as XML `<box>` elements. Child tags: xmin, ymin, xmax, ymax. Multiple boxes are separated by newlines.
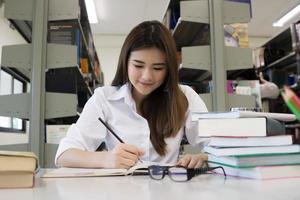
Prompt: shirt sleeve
<box><xmin>180</xmin><ymin>85</ymin><xmax>210</xmax><ymax>148</ymax></box>
<box><xmin>55</xmin><ymin>90</ymin><xmax>108</xmax><ymax>165</ymax></box>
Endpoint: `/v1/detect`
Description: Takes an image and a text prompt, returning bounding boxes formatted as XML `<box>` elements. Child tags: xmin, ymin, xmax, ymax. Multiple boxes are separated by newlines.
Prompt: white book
<box><xmin>209</xmin><ymin>162</ymin><xmax>300</xmax><ymax>180</ymax></box>
<box><xmin>192</xmin><ymin>111</ymin><xmax>296</xmax><ymax>122</ymax></box>
<box><xmin>208</xmin><ymin>135</ymin><xmax>293</xmax><ymax>147</ymax></box>
<box><xmin>197</xmin><ymin>117</ymin><xmax>285</xmax><ymax>137</ymax></box>
<box><xmin>46</xmin><ymin>125</ymin><xmax>70</xmax><ymax>144</ymax></box>
<box><xmin>204</xmin><ymin>145</ymin><xmax>300</xmax><ymax>156</ymax></box>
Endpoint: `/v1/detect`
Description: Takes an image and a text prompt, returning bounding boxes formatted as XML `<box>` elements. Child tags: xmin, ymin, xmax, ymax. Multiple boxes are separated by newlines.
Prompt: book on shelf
<box><xmin>0</xmin><ymin>151</ymin><xmax>38</xmax><ymax>188</ymax></box>
<box><xmin>208</xmin><ymin>153</ymin><xmax>300</xmax><ymax>168</ymax></box>
<box><xmin>48</xmin><ymin>21</ymin><xmax>78</xmax><ymax>45</ymax></box>
<box><xmin>48</xmin><ymin>21</ymin><xmax>83</xmax><ymax>67</ymax></box>
<box><xmin>209</xmin><ymin>162</ymin><xmax>300</xmax><ymax>180</ymax></box>
<box><xmin>46</xmin><ymin>124</ymin><xmax>70</xmax><ymax>144</ymax></box>
<box><xmin>198</xmin><ymin>117</ymin><xmax>285</xmax><ymax>137</ymax></box>
<box><xmin>207</xmin><ymin>135</ymin><xmax>293</xmax><ymax>147</ymax></box>
<box><xmin>204</xmin><ymin>145</ymin><xmax>300</xmax><ymax>156</ymax></box>
<box><xmin>192</xmin><ymin>111</ymin><xmax>296</xmax><ymax>122</ymax></box>
<box><xmin>41</xmin><ymin>161</ymin><xmax>170</xmax><ymax>178</ymax></box>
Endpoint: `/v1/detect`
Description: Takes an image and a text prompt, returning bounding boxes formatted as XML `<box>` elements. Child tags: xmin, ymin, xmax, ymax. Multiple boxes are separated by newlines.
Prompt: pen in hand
<box><xmin>98</xmin><ymin>117</ymin><xmax>143</xmax><ymax>163</ymax></box>
<box><xmin>98</xmin><ymin>117</ymin><xmax>124</xmax><ymax>143</ymax></box>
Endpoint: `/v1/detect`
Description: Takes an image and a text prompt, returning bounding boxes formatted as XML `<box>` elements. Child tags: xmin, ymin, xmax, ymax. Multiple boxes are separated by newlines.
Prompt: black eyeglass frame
<box><xmin>148</xmin><ymin>165</ymin><xmax>226</xmax><ymax>182</ymax></box>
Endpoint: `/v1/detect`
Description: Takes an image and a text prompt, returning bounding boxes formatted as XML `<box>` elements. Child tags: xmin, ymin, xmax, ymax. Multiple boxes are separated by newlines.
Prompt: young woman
<box><xmin>55</xmin><ymin>20</ymin><xmax>208</xmax><ymax>169</ymax></box>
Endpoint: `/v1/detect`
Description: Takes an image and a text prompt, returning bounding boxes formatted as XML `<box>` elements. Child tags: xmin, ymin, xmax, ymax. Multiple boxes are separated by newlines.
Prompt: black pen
<box><xmin>98</xmin><ymin>117</ymin><xmax>124</xmax><ymax>143</ymax></box>
<box><xmin>98</xmin><ymin>117</ymin><xmax>143</xmax><ymax>163</ymax></box>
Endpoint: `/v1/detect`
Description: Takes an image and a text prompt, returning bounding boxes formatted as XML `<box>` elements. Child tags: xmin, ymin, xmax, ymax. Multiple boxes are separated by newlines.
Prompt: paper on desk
<box><xmin>41</xmin><ymin>167</ymin><xmax>128</xmax><ymax>178</ymax></box>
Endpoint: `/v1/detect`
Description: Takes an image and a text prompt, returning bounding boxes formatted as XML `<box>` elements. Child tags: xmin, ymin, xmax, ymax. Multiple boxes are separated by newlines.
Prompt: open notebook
<box><xmin>41</xmin><ymin>161</ymin><xmax>171</xmax><ymax>178</ymax></box>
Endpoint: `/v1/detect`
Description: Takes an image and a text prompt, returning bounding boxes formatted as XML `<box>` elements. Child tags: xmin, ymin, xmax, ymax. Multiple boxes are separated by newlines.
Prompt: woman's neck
<box><xmin>131</xmin><ymin>88</ymin><xmax>145</xmax><ymax>114</ymax></box>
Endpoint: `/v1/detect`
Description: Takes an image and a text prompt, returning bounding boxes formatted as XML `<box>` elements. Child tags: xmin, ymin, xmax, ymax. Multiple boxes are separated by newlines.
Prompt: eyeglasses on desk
<box><xmin>148</xmin><ymin>165</ymin><xmax>226</xmax><ymax>182</ymax></box>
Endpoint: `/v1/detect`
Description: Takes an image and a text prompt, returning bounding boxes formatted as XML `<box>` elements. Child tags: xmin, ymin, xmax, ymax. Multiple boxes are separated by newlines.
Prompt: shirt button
<box><xmin>140</xmin><ymin>142</ymin><xmax>147</xmax><ymax>147</ymax></box>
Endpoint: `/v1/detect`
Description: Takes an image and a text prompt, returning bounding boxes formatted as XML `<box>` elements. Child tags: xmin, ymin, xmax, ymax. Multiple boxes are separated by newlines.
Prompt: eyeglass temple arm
<box><xmin>194</xmin><ymin>166</ymin><xmax>227</xmax><ymax>177</ymax></box>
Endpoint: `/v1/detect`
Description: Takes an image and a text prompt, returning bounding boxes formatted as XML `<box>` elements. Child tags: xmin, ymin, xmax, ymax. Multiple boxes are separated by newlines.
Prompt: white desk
<box><xmin>1</xmin><ymin>173</ymin><xmax>300</xmax><ymax>200</ymax></box>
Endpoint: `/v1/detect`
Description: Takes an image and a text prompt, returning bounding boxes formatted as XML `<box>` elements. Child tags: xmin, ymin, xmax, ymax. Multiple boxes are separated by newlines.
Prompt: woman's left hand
<box><xmin>176</xmin><ymin>153</ymin><xmax>208</xmax><ymax>168</ymax></box>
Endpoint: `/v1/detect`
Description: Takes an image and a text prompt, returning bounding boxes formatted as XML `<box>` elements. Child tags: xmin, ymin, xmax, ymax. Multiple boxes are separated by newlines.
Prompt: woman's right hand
<box><xmin>104</xmin><ymin>143</ymin><xmax>144</xmax><ymax>169</ymax></box>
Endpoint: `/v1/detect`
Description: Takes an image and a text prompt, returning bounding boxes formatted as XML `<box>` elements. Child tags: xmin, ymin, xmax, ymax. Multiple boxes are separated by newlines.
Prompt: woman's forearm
<box><xmin>56</xmin><ymin>148</ymin><xmax>111</xmax><ymax>168</ymax></box>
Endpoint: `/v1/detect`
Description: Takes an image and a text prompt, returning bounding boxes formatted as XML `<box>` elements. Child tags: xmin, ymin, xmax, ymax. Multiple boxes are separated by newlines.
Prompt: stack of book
<box><xmin>193</xmin><ymin>111</ymin><xmax>300</xmax><ymax>179</ymax></box>
<box><xmin>0</xmin><ymin>151</ymin><xmax>38</xmax><ymax>188</ymax></box>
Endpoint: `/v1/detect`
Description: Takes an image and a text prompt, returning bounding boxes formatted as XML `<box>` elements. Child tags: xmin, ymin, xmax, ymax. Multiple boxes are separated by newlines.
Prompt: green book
<box><xmin>208</xmin><ymin>153</ymin><xmax>300</xmax><ymax>168</ymax></box>
<box><xmin>204</xmin><ymin>145</ymin><xmax>300</xmax><ymax>156</ymax></box>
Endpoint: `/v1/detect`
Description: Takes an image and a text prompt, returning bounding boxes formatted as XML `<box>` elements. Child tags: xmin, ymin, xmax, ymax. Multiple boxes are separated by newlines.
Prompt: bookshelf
<box><xmin>166</xmin><ymin>0</ymin><xmax>255</xmax><ymax>111</ymax></box>
<box><xmin>254</xmin><ymin>22</ymin><xmax>300</xmax><ymax>144</ymax></box>
<box><xmin>0</xmin><ymin>0</ymin><xmax>103</xmax><ymax>167</ymax></box>
<box><xmin>254</xmin><ymin>23</ymin><xmax>299</xmax><ymax>114</ymax></box>
<box><xmin>258</xmin><ymin>25</ymin><xmax>298</xmax><ymax>89</ymax></box>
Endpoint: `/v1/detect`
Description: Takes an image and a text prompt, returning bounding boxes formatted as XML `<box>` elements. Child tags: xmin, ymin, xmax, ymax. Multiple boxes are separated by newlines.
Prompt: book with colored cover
<box><xmin>198</xmin><ymin>117</ymin><xmax>285</xmax><ymax>137</ymax></box>
<box><xmin>0</xmin><ymin>151</ymin><xmax>38</xmax><ymax>188</ymax></box>
<box><xmin>209</xmin><ymin>162</ymin><xmax>300</xmax><ymax>180</ymax></box>
<box><xmin>208</xmin><ymin>153</ymin><xmax>300</xmax><ymax>168</ymax></box>
<box><xmin>204</xmin><ymin>145</ymin><xmax>300</xmax><ymax>156</ymax></box>
<box><xmin>41</xmin><ymin>161</ymin><xmax>170</xmax><ymax>178</ymax></box>
<box><xmin>192</xmin><ymin>111</ymin><xmax>296</xmax><ymax>122</ymax></box>
<box><xmin>207</xmin><ymin>135</ymin><xmax>293</xmax><ymax>147</ymax></box>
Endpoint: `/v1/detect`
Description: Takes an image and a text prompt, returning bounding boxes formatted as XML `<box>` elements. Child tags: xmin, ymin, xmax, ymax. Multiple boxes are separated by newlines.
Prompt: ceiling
<box><xmin>90</xmin><ymin>0</ymin><xmax>300</xmax><ymax>39</ymax></box>
<box><xmin>248</xmin><ymin>0</ymin><xmax>300</xmax><ymax>38</ymax></box>
<box><xmin>91</xmin><ymin>0</ymin><xmax>169</xmax><ymax>34</ymax></box>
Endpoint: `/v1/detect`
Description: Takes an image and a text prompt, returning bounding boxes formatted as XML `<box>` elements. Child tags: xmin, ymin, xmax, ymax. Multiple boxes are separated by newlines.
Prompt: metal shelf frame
<box><xmin>172</xmin><ymin>0</ymin><xmax>254</xmax><ymax>111</ymax></box>
<box><xmin>0</xmin><ymin>0</ymin><xmax>96</xmax><ymax>167</ymax></box>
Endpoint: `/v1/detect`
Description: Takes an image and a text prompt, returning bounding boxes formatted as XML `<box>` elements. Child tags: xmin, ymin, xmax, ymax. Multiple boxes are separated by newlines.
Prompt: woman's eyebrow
<box><xmin>132</xmin><ymin>59</ymin><xmax>145</xmax><ymax>64</ymax></box>
<box><xmin>153</xmin><ymin>63</ymin><xmax>166</xmax><ymax>66</ymax></box>
<box><xmin>132</xmin><ymin>59</ymin><xmax>166</xmax><ymax>66</ymax></box>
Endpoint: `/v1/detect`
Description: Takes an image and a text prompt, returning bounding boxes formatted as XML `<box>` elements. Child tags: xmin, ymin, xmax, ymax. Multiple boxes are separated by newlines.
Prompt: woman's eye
<box><xmin>134</xmin><ymin>65</ymin><xmax>143</xmax><ymax>68</ymax></box>
<box><xmin>153</xmin><ymin>67</ymin><xmax>164</xmax><ymax>71</ymax></box>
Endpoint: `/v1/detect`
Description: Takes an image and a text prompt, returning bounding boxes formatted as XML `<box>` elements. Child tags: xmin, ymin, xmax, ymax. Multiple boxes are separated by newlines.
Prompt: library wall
<box><xmin>248</xmin><ymin>36</ymin><xmax>270</xmax><ymax>49</ymax></box>
<box><xmin>94</xmin><ymin>34</ymin><xmax>126</xmax><ymax>85</ymax></box>
<box><xmin>0</xmin><ymin>6</ymin><xmax>26</xmax><ymax>62</ymax></box>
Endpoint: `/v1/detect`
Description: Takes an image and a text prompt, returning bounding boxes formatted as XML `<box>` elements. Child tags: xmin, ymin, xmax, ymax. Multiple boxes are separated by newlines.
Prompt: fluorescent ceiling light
<box><xmin>273</xmin><ymin>4</ymin><xmax>300</xmax><ymax>27</ymax></box>
<box><xmin>85</xmin><ymin>0</ymin><xmax>98</xmax><ymax>24</ymax></box>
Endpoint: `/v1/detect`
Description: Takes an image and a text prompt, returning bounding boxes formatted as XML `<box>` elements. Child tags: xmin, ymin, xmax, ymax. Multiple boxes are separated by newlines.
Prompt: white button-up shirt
<box><xmin>55</xmin><ymin>84</ymin><xmax>208</xmax><ymax>165</ymax></box>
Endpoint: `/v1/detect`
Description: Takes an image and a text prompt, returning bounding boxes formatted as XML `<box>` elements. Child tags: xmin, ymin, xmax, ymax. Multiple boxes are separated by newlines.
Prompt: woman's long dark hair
<box><xmin>112</xmin><ymin>21</ymin><xmax>188</xmax><ymax>156</ymax></box>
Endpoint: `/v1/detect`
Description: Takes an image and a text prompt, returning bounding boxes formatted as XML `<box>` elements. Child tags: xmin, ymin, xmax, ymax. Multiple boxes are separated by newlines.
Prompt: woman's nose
<box><xmin>141</xmin><ymin>68</ymin><xmax>153</xmax><ymax>81</ymax></box>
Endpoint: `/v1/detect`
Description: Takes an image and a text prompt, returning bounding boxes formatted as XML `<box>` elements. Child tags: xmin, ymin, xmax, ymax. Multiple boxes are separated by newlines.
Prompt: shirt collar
<box><xmin>107</xmin><ymin>83</ymin><xmax>136</xmax><ymax>108</ymax></box>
